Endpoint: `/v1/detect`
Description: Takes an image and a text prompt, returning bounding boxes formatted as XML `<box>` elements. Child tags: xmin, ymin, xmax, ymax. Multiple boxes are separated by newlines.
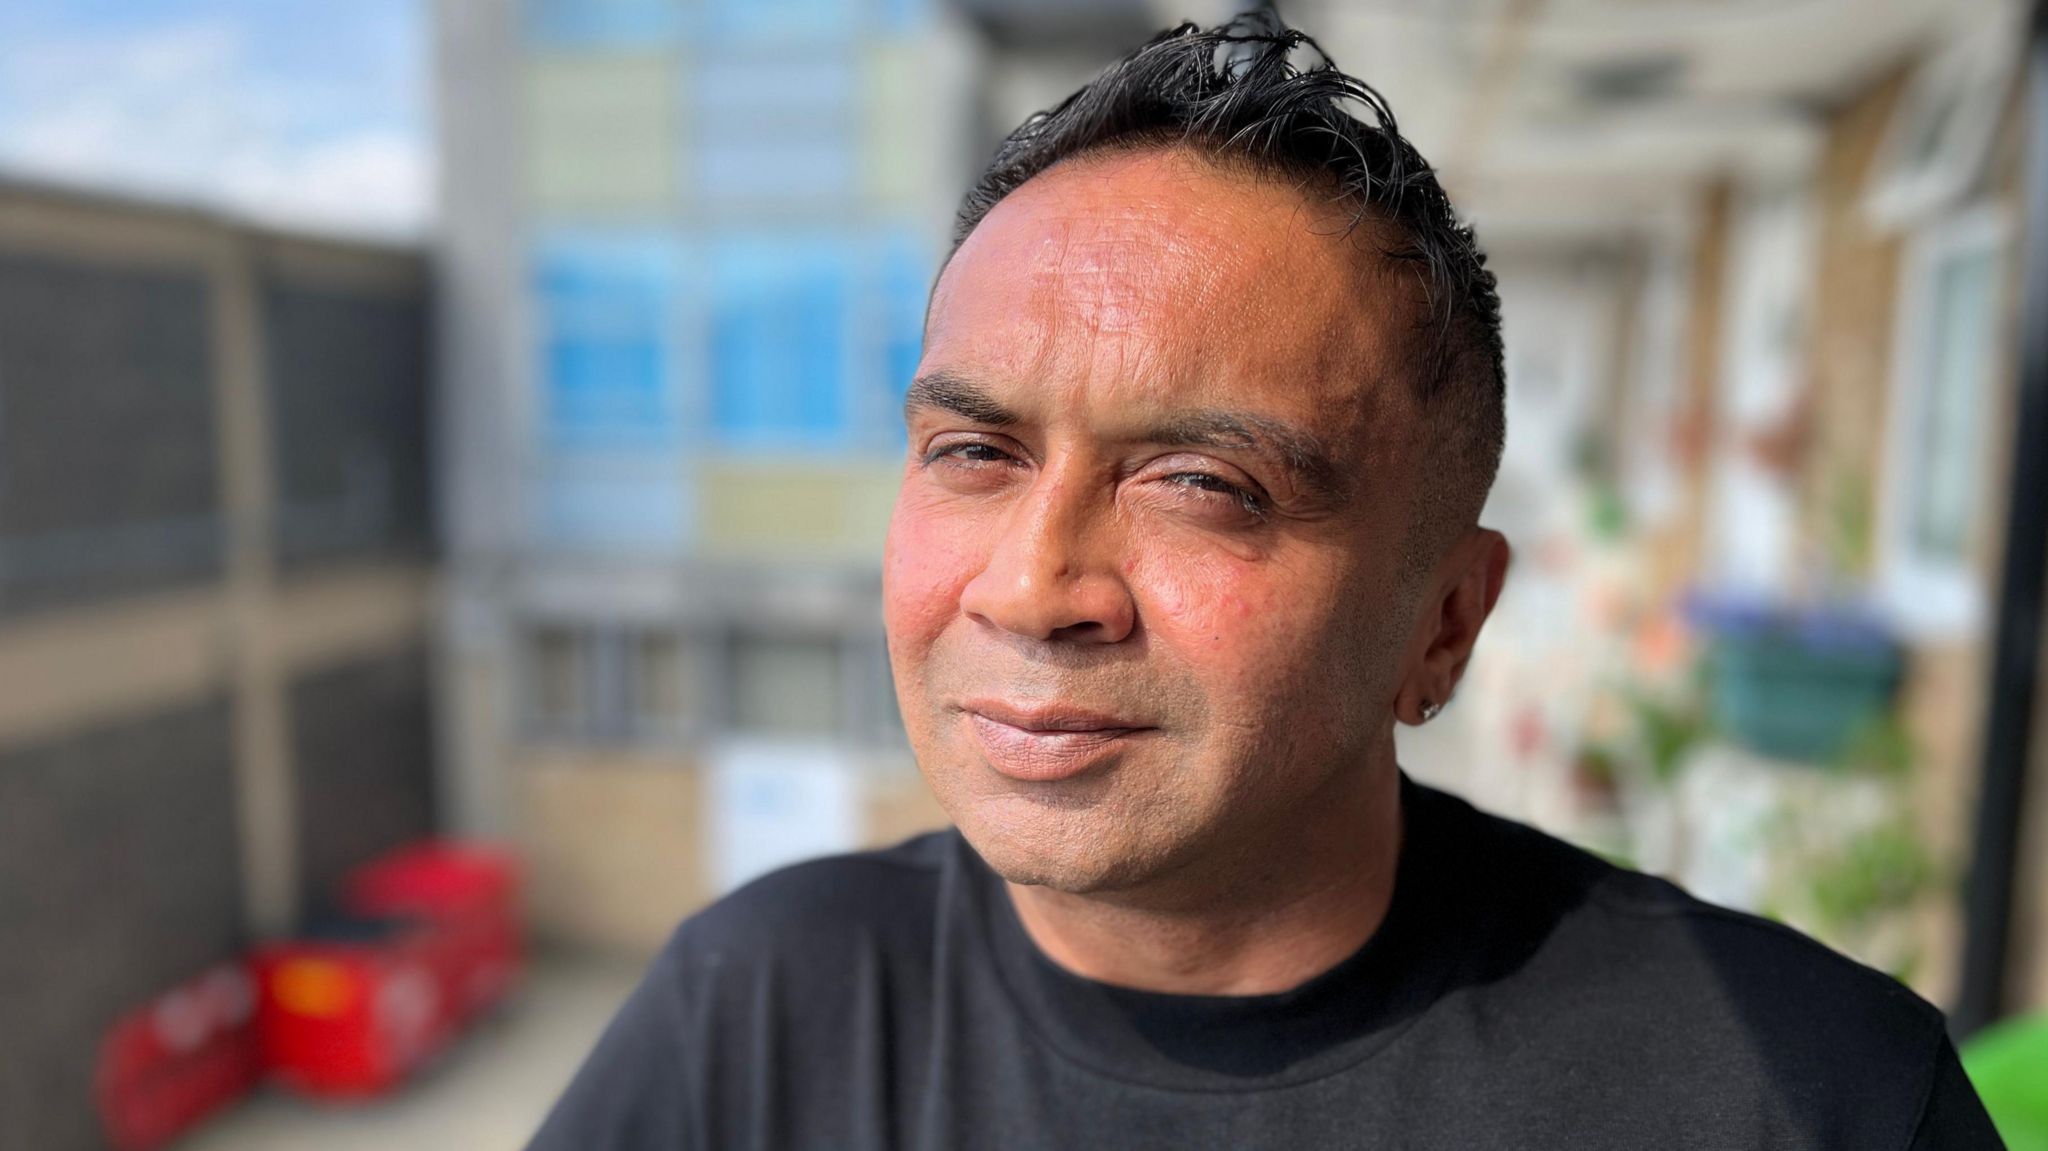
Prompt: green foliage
<box><xmin>1625</xmin><ymin>685</ymin><xmax>1712</xmax><ymax>786</ymax></box>
<box><xmin>1822</xmin><ymin>467</ymin><xmax>1876</xmax><ymax>586</ymax></box>
<box><xmin>1785</xmin><ymin>812</ymin><xmax>1940</xmax><ymax>983</ymax></box>
<box><xmin>1828</xmin><ymin>711</ymin><xmax>1917</xmax><ymax>779</ymax></box>
<box><xmin>1804</xmin><ymin>818</ymin><xmax>1939</xmax><ymax>933</ymax></box>
<box><xmin>1575</xmin><ymin>744</ymin><xmax>1622</xmax><ymax>789</ymax></box>
<box><xmin>1586</xmin><ymin>480</ymin><xmax>1630</xmax><ymax>542</ymax></box>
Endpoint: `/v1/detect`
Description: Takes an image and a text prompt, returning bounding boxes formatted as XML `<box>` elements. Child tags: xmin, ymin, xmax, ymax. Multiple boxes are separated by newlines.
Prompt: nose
<box><xmin>958</xmin><ymin>469</ymin><xmax>1136</xmax><ymax>644</ymax></box>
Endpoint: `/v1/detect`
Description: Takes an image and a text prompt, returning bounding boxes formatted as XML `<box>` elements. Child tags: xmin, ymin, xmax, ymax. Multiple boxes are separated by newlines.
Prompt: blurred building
<box><xmin>434</xmin><ymin>0</ymin><xmax>993</xmax><ymax>952</ymax></box>
<box><xmin>0</xmin><ymin>181</ymin><xmax>434</xmax><ymax>1149</ymax></box>
<box><xmin>432</xmin><ymin>0</ymin><xmax>2048</xmax><ymax>1026</ymax></box>
<box><xmin>0</xmin><ymin>2</ymin><xmax>2042</xmax><ymax>1147</ymax></box>
<box><xmin>1322</xmin><ymin>0</ymin><xmax>2048</xmax><ymax>1020</ymax></box>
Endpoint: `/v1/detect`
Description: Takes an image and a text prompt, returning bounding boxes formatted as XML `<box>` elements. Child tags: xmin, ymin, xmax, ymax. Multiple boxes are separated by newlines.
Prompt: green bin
<box><xmin>1962</xmin><ymin>1014</ymin><xmax>2048</xmax><ymax>1151</ymax></box>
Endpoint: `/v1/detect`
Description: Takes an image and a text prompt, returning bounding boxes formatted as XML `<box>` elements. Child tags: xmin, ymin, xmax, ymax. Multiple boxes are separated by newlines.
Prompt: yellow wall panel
<box><xmin>696</xmin><ymin>461</ymin><xmax>901</xmax><ymax>561</ymax></box>
<box><xmin>525</xmin><ymin>54</ymin><xmax>681</xmax><ymax>214</ymax></box>
<box><xmin>861</xmin><ymin>41</ymin><xmax>925</xmax><ymax>211</ymax></box>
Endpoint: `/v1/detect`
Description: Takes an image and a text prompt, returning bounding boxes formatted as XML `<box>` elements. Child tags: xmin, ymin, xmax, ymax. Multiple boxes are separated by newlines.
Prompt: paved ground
<box><xmin>177</xmin><ymin>956</ymin><xmax>642</xmax><ymax>1151</ymax></box>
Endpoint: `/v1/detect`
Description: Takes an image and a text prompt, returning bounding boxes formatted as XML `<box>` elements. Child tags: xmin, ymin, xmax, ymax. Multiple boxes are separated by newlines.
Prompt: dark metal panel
<box><xmin>263</xmin><ymin>279</ymin><xmax>432</xmax><ymax>573</ymax></box>
<box><xmin>290</xmin><ymin>644</ymin><xmax>438</xmax><ymax>916</ymax></box>
<box><xmin>0</xmin><ymin>251</ymin><xmax>222</xmax><ymax>617</ymax></box>
<box><xmin>1955</xmin><ymin>0</ymin><xmax>2048</xmax><ymax>1039</ymax></box>
<box><xmin>0</xmin><ymin>699</ymin><xmax>244</xmax><ymax>1151</ymax></box>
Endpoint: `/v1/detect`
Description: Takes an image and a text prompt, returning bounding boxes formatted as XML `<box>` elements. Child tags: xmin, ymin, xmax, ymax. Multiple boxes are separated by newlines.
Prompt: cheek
<box><xmin>1125</xmin><ymin>547</ymin><xmax>1310</xmax><ymax>688</ymax></box>
<box><xmin>883</xmin><ymin>492</ymin><xmax>985</xmax><ymax>655</ymax></box>
<box><xmin>1129</xmin><ymin>546</ymin><xmax>1389</xmax><ymax>761</ymax></box>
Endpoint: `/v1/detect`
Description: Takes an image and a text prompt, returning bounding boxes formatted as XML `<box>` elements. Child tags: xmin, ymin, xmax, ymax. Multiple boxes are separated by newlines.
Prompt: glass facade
<box><xmin>514</xmin><ymin>0</ymin><xmax>950</xmax><ymax>741</ymax></box>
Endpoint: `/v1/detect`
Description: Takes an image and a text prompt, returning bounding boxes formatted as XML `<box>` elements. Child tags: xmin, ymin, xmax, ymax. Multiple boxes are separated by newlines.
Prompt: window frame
<box><xmin>1862</xmin><ymin>15</ymin><xmax>2020</xmax><ymax>231</ymax></box>
<box><xmin>1877</xmin><ymin>202</ymin><xmax>2012</xmax><ymax>639</ymax></box>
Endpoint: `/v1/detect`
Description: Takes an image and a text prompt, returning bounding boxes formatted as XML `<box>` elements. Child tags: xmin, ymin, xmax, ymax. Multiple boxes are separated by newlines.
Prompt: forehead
<box><xmin>926</xmin><ymin>148</ymin><xmax>1417</xmax><ymax>429</ymax></box>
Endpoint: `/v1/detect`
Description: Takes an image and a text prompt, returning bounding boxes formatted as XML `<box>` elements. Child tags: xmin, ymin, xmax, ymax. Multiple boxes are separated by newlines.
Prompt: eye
<box><xmin>1164</xmin><ymin>471</ymin><xmax>1266</xmax><ymax>517</ymax></box>
<box><xmin>935</xmin><ymin>442</ymin><xmax>1014</xmax><ymax>464</ymax></box>
<box><xmin>919</xmin><ymin>436</ymin><xmax>1026</xmax><ymax>473</ymax></box>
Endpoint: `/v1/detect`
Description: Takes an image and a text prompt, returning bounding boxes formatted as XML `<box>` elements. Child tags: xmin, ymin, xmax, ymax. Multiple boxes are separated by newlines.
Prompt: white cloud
<box><xmin>0</xmin><ymin>18</ymin><xmax>431</xmax><ymax>239</ymax></box>
<box><xmin>219</xmin><ymin>129</ymin><xmax>431</xmax><ymax>237</ymax></box>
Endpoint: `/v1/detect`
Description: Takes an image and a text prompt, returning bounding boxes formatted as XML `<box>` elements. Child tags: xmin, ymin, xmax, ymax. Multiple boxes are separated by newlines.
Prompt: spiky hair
<box><xmin>951</xmin><ymin>11</ymin><xmax>1507</xmax><ymax>554</ymax></box>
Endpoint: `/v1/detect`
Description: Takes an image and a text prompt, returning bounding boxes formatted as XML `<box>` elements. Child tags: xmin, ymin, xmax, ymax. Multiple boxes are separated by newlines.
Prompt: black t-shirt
<box><xmin>529</xmin><ymin>774</ymin><xmax>2003</xmax><ymax>1149</ymax></box>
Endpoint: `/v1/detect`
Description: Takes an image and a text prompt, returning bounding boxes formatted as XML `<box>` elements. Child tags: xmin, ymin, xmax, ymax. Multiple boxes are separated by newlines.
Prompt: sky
<box><xmin>0</xmin><ymin>0</ymin><xmax>429</xmax><ymax>238</ymax></box>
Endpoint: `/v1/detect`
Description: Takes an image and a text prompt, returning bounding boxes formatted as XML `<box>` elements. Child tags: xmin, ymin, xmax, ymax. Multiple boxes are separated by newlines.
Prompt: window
<box><xmin>524</xmin><ymin>0</ymin><xmax>682</xmax><ymax>47</ymax></box>
<box><xmin>1705</xmin><ymin>181</ymin><xmax>1813</xmax><ymax>596</ymax></box>
<box><xmin>693</xmin><ymin>53</ymin><xmax>856</xmax><ymax>207</ymax></box>
<box><xmin>1863</xmin><ymin>15</ymin><xmax>2021</xmax><ymax>229</ymax></box>
<box><xmin>850</xmin><ymin>632</ymin><xmax>905</xmax><ymax>748</ymax></box>
<box><xmin>524</xmin><ymin>623</ymin><xmax>699</xmax><ymax>743</ymax></box>
<box><xmin>875</xmin><ymin>231</ymin><xmax>930</xmax><ymax>436</ymax></box>
<box><xmin>728</xmin><ymin>632</ymin><xmax>841</xmax><ymax>738</ymax></box>
<box><xmin>264</xmin><ymin>282</ymin><xmax>431</xmax><ymax>571</ymax></box>
<box><xmin>632</xmin><ymin>630</ymin><xmax>693</xmax><ymax>737</ymax></box>
<box><xmin>702</xmin><ymin>0</ymin><xmax>857</xmax><ymax>43</ymax></box>
<box><xmin>521</xmin><ymin>620</ymin><xmax>901</xmax><ymax>749</ymax></box>
<box><xmin>1880</xmin><ymin>206</ymin><xmax>2010</xmax><ymax>637</ymax></box>
<box><xmin>707</xmin><ymin>237</ymin><xmax>854</xmax><ymax>446</ymax></box>
<box><xmin>532</xmin><ymin>233</ymin><xmax>685</xmax><ymax>450</ymax></box>
<box><xmin>530</xmin><ymin>234</ymin><xmax>690</xmax><ymax>551</ymax></box>
<box><xmin>528</xmin><ymin>625</ymin><xmax>589</xmax><ymax>734</ymax></box>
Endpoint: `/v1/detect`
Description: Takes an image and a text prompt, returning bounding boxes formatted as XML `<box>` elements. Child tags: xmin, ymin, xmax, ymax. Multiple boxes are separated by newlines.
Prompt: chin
<box><xmin>945</xmin><ymin>792</ymin><xmax>1179</xmax><ymax>896</ymax></box>
<box><xmin>913</xmin><ymin>733</ymin><xmax>1204</xmax><ymax>894</ymax></box>
<box><xmin>966</xmin><ymin>835</ymin><xmax>1110</xmax><ymax>894</ymax></box>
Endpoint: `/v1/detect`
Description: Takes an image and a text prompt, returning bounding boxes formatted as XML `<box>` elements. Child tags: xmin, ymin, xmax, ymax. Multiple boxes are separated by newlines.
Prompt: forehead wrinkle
<box><xmin>1031</xmin><ymin>220</ymin><xmax>1233</xmax><ymax>346</ymax></box>
<box><xmin>926</xmin><ymin>148</ymin><xmax>1421</xmax><ymax>468</ymax></box>
<box><xmin>1009</xmin><ymin>225</ymin><xmax>1219</xmax><ymax>414</ymax></box>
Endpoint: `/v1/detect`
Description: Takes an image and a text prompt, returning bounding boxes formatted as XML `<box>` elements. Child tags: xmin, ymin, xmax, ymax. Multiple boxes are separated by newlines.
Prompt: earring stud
<box><xmin>1419</xmin><ymin>699</ymin><xmax>1442</xmax><ymax>723</ymax></box>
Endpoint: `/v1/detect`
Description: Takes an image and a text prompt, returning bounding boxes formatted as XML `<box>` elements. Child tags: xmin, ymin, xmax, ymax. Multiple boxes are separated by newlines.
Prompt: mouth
<box><xmin>959</xmin><ymin>700</ymin><xmax>1157</xmax><ymax>783</ymax></box>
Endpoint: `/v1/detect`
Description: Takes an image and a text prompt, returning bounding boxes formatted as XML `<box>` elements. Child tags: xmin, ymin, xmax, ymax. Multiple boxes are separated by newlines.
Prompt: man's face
<box><xmin>884</xmin><ymin>149</ymin><xmax>1431</xmax><ymax>894</ymax></box>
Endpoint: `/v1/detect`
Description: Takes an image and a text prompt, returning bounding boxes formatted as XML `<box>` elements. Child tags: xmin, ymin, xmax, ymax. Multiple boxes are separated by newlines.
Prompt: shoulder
<box><xmin>1571</xmin><ymin>866</ymin><xmax>1949</xmax><ymax>1140</ymax></box>
<box><xmin>1425</xmin><ymin>778</ymin><xmax>1938</xmax><ymax>1019</ymax></box>
<box><xmin>1422</xmin><ymin>782</ymin><xmax>1948</xmax><ymax>1115</ymax></box>
<box><xmin>1577</xmin><ymin>861</ymin><xmax>1945</xmax><ymax>1050</ymax></box>
<box><xmin>526</xmin><ymin>836</ymin><xmax>955</xmax><ymax>1149</ymax></box>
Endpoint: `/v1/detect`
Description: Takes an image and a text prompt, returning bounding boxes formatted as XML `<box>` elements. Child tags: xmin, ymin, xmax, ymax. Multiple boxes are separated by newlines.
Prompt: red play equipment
<box><xmin>94</xmin><ymin>964</ymin><xmax>263</xmax><ymax>1151</ymax></box>
<box><xmin>254</xmin><ymin>842</ymin><xmax>523</xmax><ymax>1098</ymax></box>
<box><xmin>95</xmin><ymin>840</ymin><xmax>522</xmax><ymax>1149</ymax></box>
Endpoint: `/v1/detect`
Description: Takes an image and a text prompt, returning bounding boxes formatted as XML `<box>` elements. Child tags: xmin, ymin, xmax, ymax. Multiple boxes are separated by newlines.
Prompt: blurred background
<box><xmin>4</xmin><ymin>0</ymin><xmax>2048</xmax><ymax>1147</ymax></box>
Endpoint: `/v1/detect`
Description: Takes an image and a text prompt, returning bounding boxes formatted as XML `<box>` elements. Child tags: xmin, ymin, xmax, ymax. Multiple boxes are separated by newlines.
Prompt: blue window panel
<box><xmin>697</xmin><ymin>142</ymin><xmax>856</xmax><ymax>206</ymax></box>
<box><xmin>524</xmin><ymin>0</ymin><xmax>681</xmax><ymax>46</ymax></box>
<box><xmin>535</xmin><ymin>453</ymin><xmax>689</xmax><ymax>552</ymax></box>
<box><xmin>695</xmin><ymin>53</ymin><xmax>856</xmax><ymax>125</ymax></box>
<box><xmin>532</xmin><ymin>232</ymin><xmax>686</xmax><ymax>450</ymax></box>
<box><xmin>877</xmin><ymin>230</ymin><xmax>931</xmax><ymax>413</ymax></box>
<box><xmin>706</xmin><ymin>0</ymin><xmax>855</xmax><ymax>41</ymax></box>
<box><xmin>693</xmin><ymin>53</ymin><xmax>857</xmax><ymax>207</ymax></box>
<box><xmin>545</xmin><ymin>340</ymin><xmax>667</xmax><ymax>435</ymax></box>
<box><xmin>871</xmin><ymin>0</ymin><xmax>931</xmax><ymax>33</ymax></box>
<box><xmin>708</xmin><ymin>238</ymin><xmax>854</xmax><ymax>446</ymax></box>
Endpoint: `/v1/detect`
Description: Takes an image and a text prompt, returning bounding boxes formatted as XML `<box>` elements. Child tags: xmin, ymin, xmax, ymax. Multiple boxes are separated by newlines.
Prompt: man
<box><xmin>532</xmin><ymin>15</ymin><xmax>2002</xmax><ymax>1149</ymax></box>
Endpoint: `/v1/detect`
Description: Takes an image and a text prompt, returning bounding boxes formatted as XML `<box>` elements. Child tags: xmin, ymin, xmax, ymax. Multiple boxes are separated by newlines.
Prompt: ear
<box><xmin>1394</xmin><ymin>528</ymin><xmax>1511</xmax><ymax>725</ymax></box>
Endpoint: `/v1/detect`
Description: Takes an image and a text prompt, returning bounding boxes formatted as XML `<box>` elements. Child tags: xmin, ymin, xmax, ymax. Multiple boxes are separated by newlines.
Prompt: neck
<box><xmin>1004</xmin><ymin>757</ymin><xmax>1405</xmax><ymax>996</ymax></box>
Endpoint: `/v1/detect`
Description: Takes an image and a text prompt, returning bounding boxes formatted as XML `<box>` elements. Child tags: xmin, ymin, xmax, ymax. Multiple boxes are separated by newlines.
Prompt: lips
<box><xmin>961</xmin><ymin>700</ymin><xmax>1155</xmax><ymax>782</ymax></box>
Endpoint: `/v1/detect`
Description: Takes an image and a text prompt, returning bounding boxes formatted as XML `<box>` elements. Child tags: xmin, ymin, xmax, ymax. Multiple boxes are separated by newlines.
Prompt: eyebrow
<box><xmin>1148</xmin><ymin>410</ymin><xmax>1344</xmax><ymax>503</ymax></box>
<box><xmin>904</xmin><ymin>370</ymin><xmax>1345</xmax><ymax>504</ymax></box>
<box><xmin>904</xmin><ymin>369</ymin><xmax>1019</xmax><ymax>426</ymax></box>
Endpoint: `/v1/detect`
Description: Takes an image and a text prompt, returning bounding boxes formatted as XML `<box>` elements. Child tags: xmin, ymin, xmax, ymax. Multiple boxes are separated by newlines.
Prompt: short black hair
<box><xmin>949</xmin><ymin>11</ymin><xmax>1506</xmax><ymax>559</ymax></box>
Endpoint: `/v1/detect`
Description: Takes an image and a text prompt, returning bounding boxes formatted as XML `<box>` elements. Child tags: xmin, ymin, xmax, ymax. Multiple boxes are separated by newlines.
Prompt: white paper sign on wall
<box><xmin>707</xmin><ymin>739</ymin><xmax>861</xmax><ymax>895</ymax></box>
